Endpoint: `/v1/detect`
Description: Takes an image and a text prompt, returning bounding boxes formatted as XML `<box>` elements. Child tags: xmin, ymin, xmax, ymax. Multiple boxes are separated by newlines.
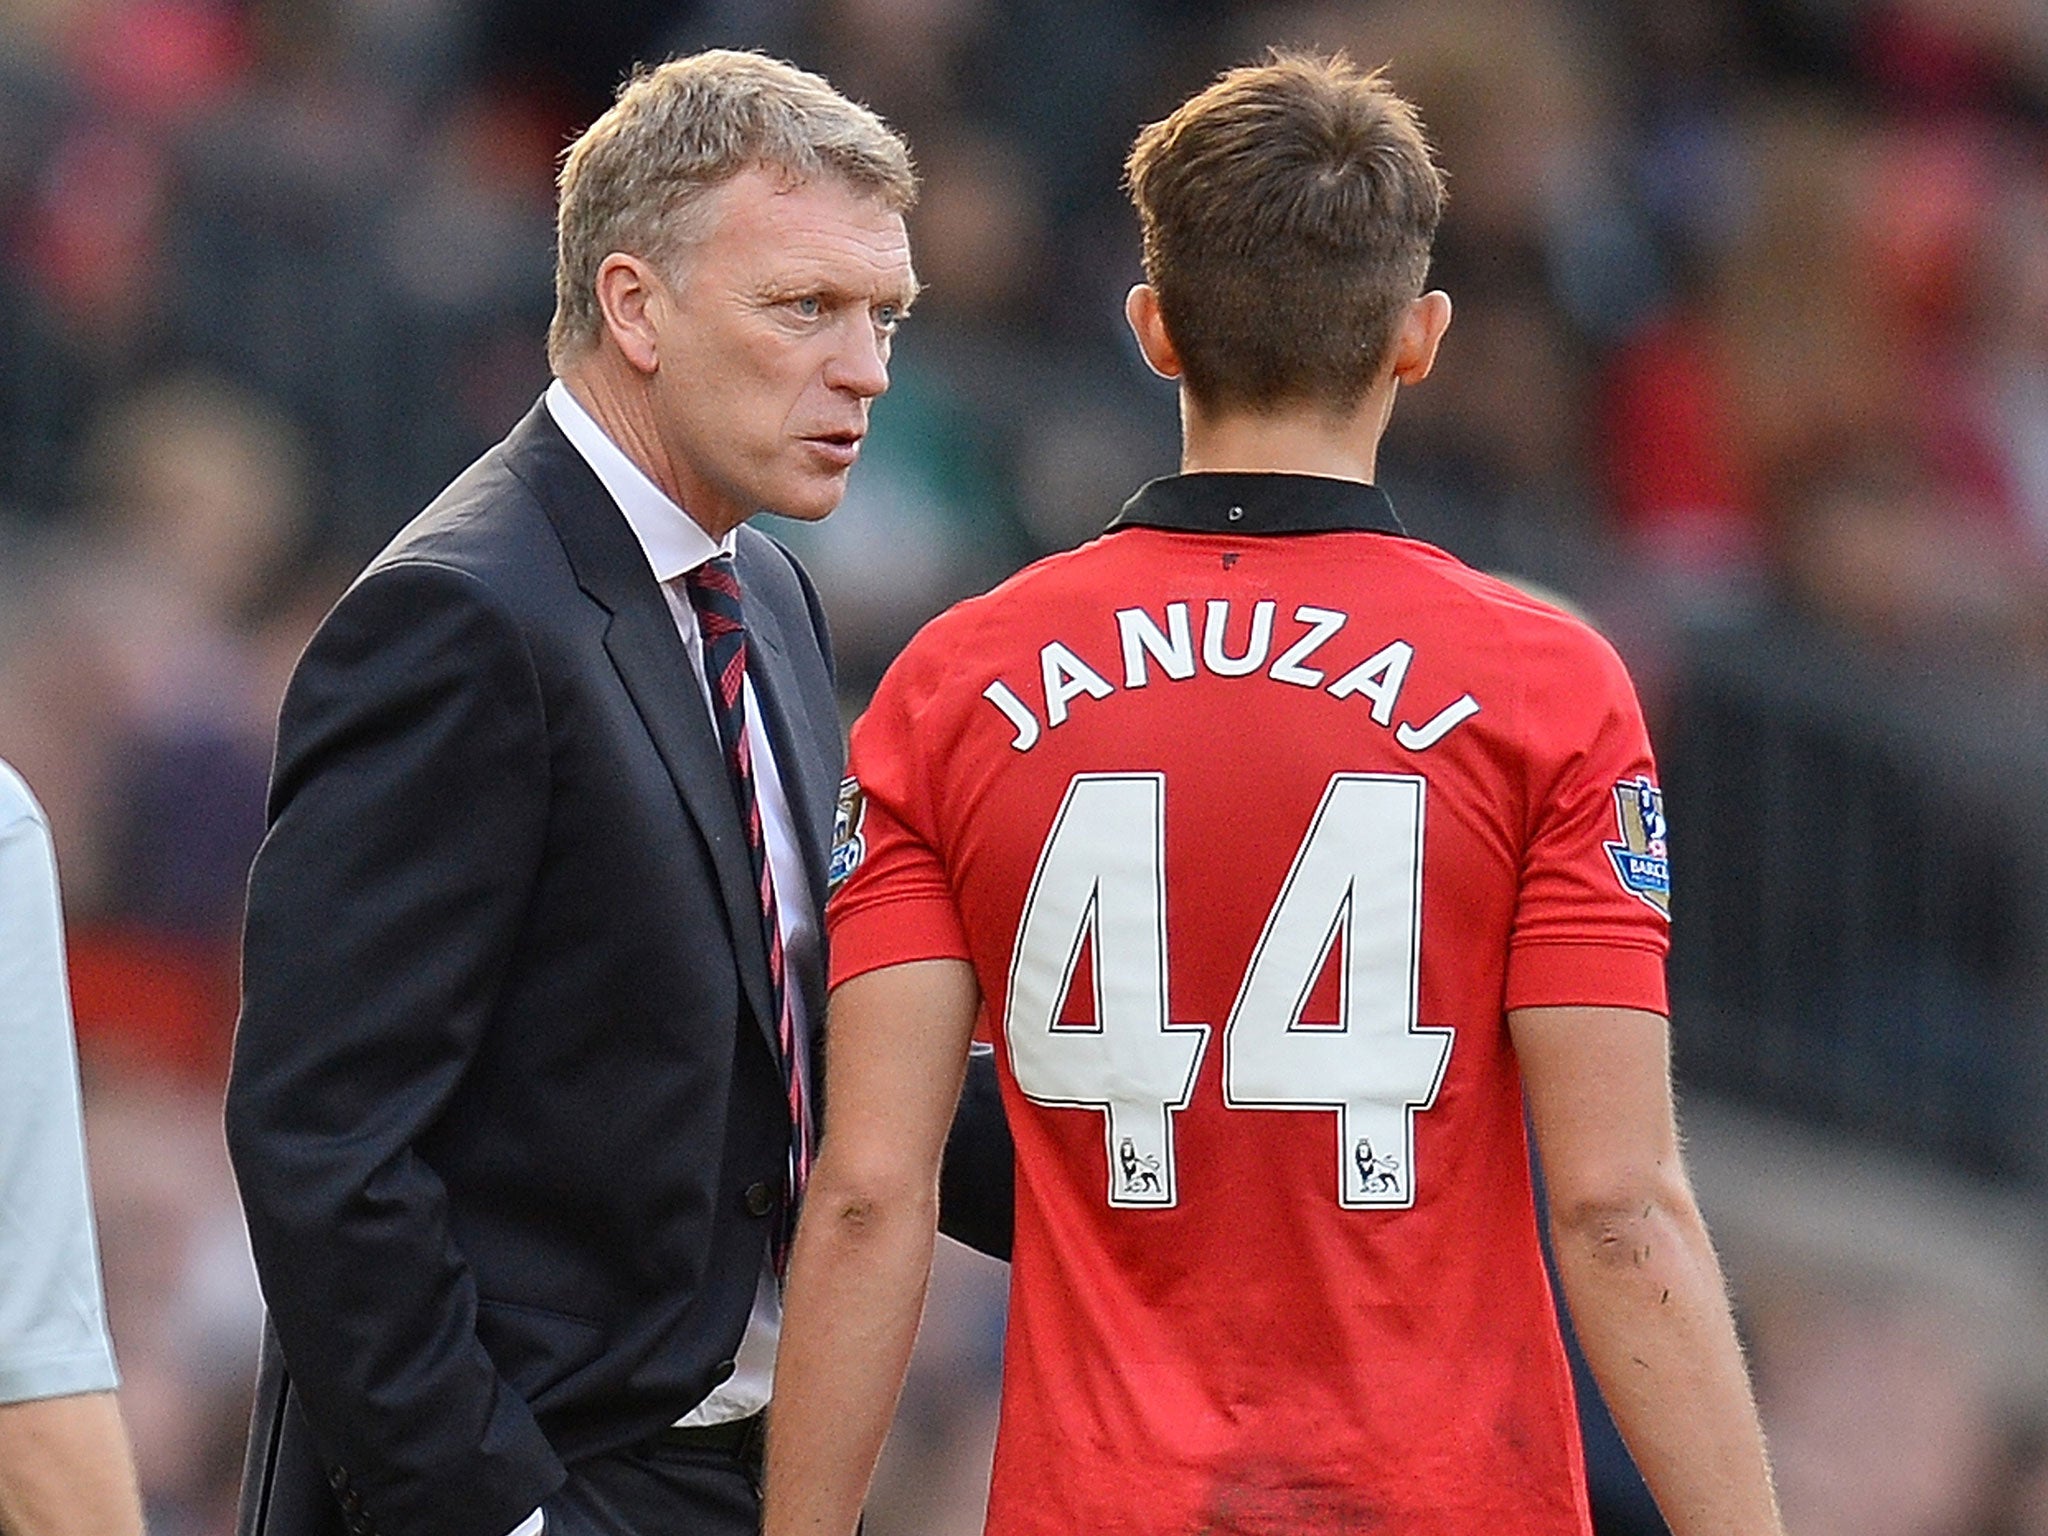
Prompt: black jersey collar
<box><xmin>1107</xmin><ymin>472</ymin><xmax>1406</xmax><ymax>538</ymax></box>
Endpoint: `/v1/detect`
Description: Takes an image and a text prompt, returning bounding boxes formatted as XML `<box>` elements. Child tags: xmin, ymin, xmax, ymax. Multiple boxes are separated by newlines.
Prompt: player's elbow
<box><xmin>1547</xmin><ymin>1165</ymin><xmax>1701</xmax><ymax>1272</ymax></box>
<box><xmin>803</xmin><ymin>1146</ymin><xmax>939</xmax><ymax>1245</ymax></box>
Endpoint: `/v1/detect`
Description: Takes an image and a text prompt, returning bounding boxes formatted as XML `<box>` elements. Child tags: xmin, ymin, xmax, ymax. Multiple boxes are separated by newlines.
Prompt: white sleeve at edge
<box><xmin>0</xmin><ymin>770</ymin><xmax>119</xmax><ymax>1404</ymax></box>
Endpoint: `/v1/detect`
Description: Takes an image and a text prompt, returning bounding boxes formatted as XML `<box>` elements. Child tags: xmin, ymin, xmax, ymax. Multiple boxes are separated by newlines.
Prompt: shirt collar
<box><xmin>1108</xmin><ymin>471</ymin><xmax>1407</xmax><ymax>538</ymax></box>
<box><xmin>545</xmin><ymin>379</ymin><xmax>735</xmax><ymax>583</ymax></box>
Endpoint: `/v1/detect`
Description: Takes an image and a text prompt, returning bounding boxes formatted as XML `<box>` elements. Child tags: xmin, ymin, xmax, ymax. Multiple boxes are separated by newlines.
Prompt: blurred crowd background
<box><xmin>2</xmin><ymin>0</ymin><xmax>2046</xmax><ymax>1531</ymax></box>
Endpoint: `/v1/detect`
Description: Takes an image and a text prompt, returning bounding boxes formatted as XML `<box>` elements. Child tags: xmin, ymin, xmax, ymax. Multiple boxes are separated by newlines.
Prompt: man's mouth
<box><xmin>805</xmin><ymin>430</ymin><xmax>864</xmax><ymax>468</ymax></box>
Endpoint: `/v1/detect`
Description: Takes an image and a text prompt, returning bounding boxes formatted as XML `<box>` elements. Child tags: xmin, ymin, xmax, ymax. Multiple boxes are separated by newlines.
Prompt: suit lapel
<box><xmin>603</xmin><ymin>606</ymin><xmax>782</xmax><ymax>1043</ymax></box>
<box><xmin>505</xmin><ymin>404</ymin><xmax>778</xmax><ymax>1039</ymax></box>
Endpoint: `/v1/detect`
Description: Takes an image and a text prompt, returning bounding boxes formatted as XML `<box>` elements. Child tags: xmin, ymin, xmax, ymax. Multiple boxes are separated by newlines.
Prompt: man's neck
<box><xmin>1178</xmin><ymin>384</ymin><xmax>1395</xmax><ymax>483</ymax></box>
<box><xmin>555</xmin><ymin>356</ymin><xmax>734</xmax><ymax>535</ymax></box>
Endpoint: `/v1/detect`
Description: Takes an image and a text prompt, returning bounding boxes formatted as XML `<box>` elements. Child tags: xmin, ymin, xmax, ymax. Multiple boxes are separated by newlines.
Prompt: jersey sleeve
<box><xmin>827</xmin><ymin>643</ymin><xmax>974</xmax><ymax>988</ymax></box>
<box><xmin>1503</xmin><ymin>625</ymin><xmax>1671</xmax><ymax>1015</ymax></box>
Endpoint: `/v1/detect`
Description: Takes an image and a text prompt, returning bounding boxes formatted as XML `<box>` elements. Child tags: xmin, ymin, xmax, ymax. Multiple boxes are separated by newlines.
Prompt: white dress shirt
<box><xmin>502</xmin><ymin>382</ymin><xmax>821</xmax><ymax>1534</ymax></box>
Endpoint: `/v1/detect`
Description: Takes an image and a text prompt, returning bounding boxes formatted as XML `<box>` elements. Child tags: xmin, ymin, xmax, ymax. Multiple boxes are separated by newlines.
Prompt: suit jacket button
<box><xmin>742</xmin><ymin>1181</ymin><xmax>775</xmax><ymax>1217</ymax></box>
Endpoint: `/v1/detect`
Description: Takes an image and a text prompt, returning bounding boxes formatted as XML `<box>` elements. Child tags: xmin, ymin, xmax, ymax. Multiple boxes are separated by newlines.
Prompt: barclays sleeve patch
<box><xmin>828</xmin><ymin>776</ymin><xmax>868</xmax><ymax>892</ymax></box>
<box><xmin>1604</xmin><ymin>775</ymin><xmax>1670</xmax><ymax>918</ymax></box>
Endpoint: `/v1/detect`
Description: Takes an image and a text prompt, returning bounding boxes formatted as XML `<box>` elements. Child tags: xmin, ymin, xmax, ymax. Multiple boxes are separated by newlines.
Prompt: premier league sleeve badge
<box><xmin>1604</xmin><ymin>775</ymin><xmax>1671</xmax><ymax>918</ymax></box>
<box><xmin>828</xmin><ymin>775</ymin><xmax>868</xmax><ymax>893</ymax></box>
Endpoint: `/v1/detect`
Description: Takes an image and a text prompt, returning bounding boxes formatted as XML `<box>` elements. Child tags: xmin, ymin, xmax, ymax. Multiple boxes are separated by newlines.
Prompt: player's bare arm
<box><xmin>0</xmin><ymin>1392</ymin><xmax>145</xmax><ymax>1536</ymax></box>
<box><xmin>1511</xmin><ymin>1004</ymin><xmax>1785</xmax><ymax>1536</ymax></box>
<box><xmin>764</xmin><ymin>958</ymin><xmax>982</xmax><ymax>1536</ymax></box>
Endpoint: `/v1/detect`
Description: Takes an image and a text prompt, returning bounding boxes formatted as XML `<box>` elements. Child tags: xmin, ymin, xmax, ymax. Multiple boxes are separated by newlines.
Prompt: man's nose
<box><xmin>827</xmin><ymin>317</ymin><xmax>891</xmax><ymax>398</ymax></box>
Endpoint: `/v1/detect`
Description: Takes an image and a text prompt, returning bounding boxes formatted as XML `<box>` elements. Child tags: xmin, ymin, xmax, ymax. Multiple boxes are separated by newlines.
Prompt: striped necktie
<box><xmin>683</xmin><ymin>555</ymin><xmax>811</xmax><ymax>1270</ymax></box>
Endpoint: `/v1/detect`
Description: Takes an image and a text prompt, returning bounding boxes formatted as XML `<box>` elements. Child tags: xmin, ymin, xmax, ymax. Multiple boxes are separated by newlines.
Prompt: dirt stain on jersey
<box><xmin>1195</xmin><ymin>1458</ymin><xmax>1384</xmax><ymax>1534</ymax></box>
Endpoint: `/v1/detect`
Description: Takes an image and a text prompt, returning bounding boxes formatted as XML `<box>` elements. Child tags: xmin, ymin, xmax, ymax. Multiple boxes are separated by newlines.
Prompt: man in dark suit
<box><xmin>224</xmin><ymin>51</ymin><xmax>1010</xmax><ymax>1536</ymax></box>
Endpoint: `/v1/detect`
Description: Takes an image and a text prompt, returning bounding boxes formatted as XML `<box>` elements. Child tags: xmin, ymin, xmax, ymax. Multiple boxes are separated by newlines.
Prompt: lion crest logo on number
<box><xmin>828</xmin><ymin>776</ymin><xmax>868</xmax><ymax>892</ymax></box>
<box><xmin>1604</xmin><ymin>775</ymin><xmax>1670</xmax><ymax>917</ymax></box>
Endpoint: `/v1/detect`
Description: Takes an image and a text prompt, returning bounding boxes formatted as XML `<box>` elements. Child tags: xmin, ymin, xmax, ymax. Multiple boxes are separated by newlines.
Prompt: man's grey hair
<box><xmin>548</xmin><ymin>49</ymin><xmax>918</xmax><ymax>370</ymax></box>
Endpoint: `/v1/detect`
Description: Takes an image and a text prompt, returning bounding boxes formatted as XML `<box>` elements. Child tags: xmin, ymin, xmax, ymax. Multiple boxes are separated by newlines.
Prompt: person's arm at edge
<box><xmin>0</xmin><ymin>1392</ymin><xmax>143</xmax><ymax>1536</ymax></box>
<box><xmin>1511</xmin><ymin>1004</ymin><xmax>1783</xmax><ymax>1536</ymax></box>
<box><xmin>764</xmin><ymin>958</ymin><xmax>982</xmax><ymax>1536</ymax></box>
<box><xmin>0</xmin><ymin>789</ymin><xmax>142</xmax><ymax>1536</ymax></box>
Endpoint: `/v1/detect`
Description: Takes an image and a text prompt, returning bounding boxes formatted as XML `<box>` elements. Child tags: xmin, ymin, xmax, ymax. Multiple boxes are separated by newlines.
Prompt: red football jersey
<box><xmin>829</xmin><ymin>473</ymin><xmax>1670</xmax><ymax>1536</ymax></box>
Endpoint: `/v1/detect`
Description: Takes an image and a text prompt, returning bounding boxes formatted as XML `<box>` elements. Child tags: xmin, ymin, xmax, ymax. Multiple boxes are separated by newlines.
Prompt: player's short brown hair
<box><xmin>1124</xmin><ymin>51</ymin><xmax>1445</xmax><ymax>415</ymax></box>
<box><xmin>548</xmin><ymin>49</ymin><xmax>917</xmax><ymax>369</ymax></box>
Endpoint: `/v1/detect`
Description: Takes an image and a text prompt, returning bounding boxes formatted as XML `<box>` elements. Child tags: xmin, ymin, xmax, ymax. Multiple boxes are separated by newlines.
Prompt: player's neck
<box><xmin>1178</xmin><ymin>384</ymin><xmax>1394</xmax><ymax>485</ymax></box>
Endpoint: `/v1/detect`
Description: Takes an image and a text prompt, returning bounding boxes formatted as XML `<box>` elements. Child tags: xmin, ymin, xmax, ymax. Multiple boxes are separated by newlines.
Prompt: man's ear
<box><xmin>1390</xmin><ymin>290</ymin><xmax>1452</xmax><ymax>386</ymax></box>
<box><xmin>594</xmin><ymin>253</ymin><xmax>664</xmax><ymax>375</ymax></box>
<box><xmin>1124</xmin><ymin>284</ymin><xmax>1184</xmax><ymax>381</ymax></box>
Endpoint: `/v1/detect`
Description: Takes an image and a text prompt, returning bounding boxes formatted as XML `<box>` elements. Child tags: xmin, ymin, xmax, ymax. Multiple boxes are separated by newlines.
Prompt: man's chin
<box><xmin>763</xmin><ymin>473</ymin><xmax>852</xmax><ymax>524</ymax></box>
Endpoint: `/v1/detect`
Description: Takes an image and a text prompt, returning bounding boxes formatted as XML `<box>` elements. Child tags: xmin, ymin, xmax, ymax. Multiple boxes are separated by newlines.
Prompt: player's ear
<box><xmin>1390</xmin><ymin>290</ymin><xmax>1452</xmax><ymax>387</ymax></box>
<box><xmin>1125</xmin><ymin>284</ymin><xmax>1183</xmax><ymax>381</ymax></box>
<box><xmin>594</xmin><ymin>253</ymin><xmax>665</xmax><ymax>375</ymax></box>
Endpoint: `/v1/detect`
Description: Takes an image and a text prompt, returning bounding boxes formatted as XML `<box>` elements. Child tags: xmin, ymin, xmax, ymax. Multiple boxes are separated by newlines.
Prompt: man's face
<box><xmin>645</xmin><ymin>168</ymin><xmax>914</xmax><ymax>535</ymax></box>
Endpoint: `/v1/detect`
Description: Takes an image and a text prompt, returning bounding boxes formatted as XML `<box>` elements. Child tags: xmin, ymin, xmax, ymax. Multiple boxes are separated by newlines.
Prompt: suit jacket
<box><xmin>225</xmin><ymin>401</ymin><xmax>1012</xmax><ymax>1536</ymax></box>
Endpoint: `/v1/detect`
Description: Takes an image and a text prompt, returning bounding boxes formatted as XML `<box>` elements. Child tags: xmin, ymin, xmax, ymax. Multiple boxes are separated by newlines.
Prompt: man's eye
<box><xmin>791</xmin><ymin>296</ymin><xmax>823</xmax><ymax>318</ymax></box>
<box><xmin>875</xmin><ymin>304</ymin><xmax>904</xmax><ymax>334</ymax></box>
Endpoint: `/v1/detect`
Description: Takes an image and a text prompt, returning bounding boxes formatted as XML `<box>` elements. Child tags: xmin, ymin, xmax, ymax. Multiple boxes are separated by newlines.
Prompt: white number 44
<box><xmin>1005</xmin><ymin>773</ymin><xmax>1452</xmax><ymax>1211</ymax></box>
